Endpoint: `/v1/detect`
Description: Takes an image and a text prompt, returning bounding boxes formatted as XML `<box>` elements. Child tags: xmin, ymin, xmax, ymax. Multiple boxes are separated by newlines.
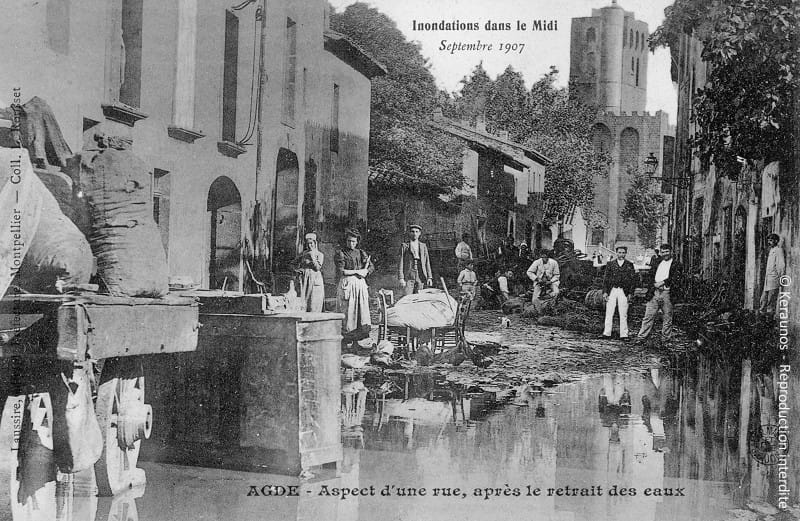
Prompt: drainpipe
<box><xmin>254</xmin><ymin>2</ymin><xmax>272</xmax><ymax>286</ymax></box>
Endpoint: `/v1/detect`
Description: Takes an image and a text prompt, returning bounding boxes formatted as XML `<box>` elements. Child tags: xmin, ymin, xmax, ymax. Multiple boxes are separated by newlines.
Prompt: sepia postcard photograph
<box><xmin>0</xmin><ymin>0</ymin><xmax>797</xmax><ymax>519</ymax></box>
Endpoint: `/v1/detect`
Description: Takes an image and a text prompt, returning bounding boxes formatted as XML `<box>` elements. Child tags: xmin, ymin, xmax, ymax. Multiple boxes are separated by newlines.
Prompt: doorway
<box><xmin>207</xmin><ymin>176</ymin><xmax>242</xmax><ymax>291</ymax></box>
<box><xmin>273</xmin><ymin>148</ymin><xmax>300</xmax><ymax>292</ymax></box>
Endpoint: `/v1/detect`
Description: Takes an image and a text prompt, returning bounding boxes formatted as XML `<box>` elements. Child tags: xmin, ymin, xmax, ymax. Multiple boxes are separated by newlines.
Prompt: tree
<box><xmin>450</xmin><ymin>65</ymin><xmax>611</xmax><ymax>222</ymax></box>
<box><xmin>621</xmin><ymin>167</ymin><xmax>667</xmax><ymax>248</ymax></box>
<box><xmin>448</xmin><ymin>62</ymin><xmax>493</xmax><ymax>123</ymax></box>
<box><xmin>651</xmin><ymin>0</ymin><xmax>799</xmax><ymax>165</ymax></box>
<box><xmin>330</xmin><ymin>3</ymin><xmax>463</xmax><ymax>194</ymax></box>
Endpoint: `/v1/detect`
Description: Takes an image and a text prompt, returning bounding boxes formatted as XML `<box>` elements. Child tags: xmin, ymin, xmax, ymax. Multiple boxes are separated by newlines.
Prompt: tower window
<box><xmin>629</xmin><ymin>29</ymin><xmax>633</xmax><ymax>48</ymax></box>
<box><xmin>586</xmin><ymin>28</ymin><xmax>595</xmax><ymax>43</ymax></box>
<box><xmin>635</xmin><ymin>58</ymin><xmax>640</xmax><ymax>86</ymax></box>
<box><xmin>635</xmin><ymin>31</ymin><xmax>639</xmax><ymax>49</ymax></box>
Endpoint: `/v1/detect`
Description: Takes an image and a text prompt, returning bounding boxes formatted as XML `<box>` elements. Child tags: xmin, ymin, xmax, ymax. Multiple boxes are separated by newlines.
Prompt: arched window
<box><xmin>586</xmin><ymin>27</ymin><xmax>596</xmax><ymax>43</ymax></box>
<box><xmin>629</xmin><ymin>29</ymin><xmax>633</xmax><ymax>48</ymax></box>
<box><xmin>635</xmin><ymin>31</ymin><xmax>639</xmax><ymax>49</ymax></box>
<box><xmin>631</xmin><ymin>57</ymin><xmax>635</xmax><ymax>71</ymax></box>
<box><xmin>635</xmin><ymin>58</ymin><xmax>640</xmax><ymax>86</ymax></box>
<box><xmin>619</xmin><ymin>127</ymin><xmax>640</xmax><ymax>172</ymax></box>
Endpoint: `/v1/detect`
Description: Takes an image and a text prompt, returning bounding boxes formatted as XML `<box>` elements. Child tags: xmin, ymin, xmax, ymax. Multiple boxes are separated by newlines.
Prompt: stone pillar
<box><xmin>607</xmin><ymin>133</ymin><xmax>621</xmax><ymax>245</ymax></box>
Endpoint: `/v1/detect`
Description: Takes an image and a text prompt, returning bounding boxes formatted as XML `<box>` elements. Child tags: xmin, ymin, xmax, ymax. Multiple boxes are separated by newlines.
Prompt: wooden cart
<box><xmin>0</xmin><ymin>293</ymin><xmax>199</xmax><ymax>504</ymax></box>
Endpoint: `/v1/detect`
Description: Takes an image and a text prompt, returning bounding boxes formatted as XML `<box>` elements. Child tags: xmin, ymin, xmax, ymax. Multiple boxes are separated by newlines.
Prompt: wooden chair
<box><xmin>378</xmin><ymin>289</ymin><xmax>473</xmax><ymax>358</ymax></box>
<box><xmin>430</xmin><ymin>294</ymin><xmax>472</xmax><ymax>354</ymax></box>
<box><xmin>377</xmin><ymin>289</ymin><xmax>414</xmax><ymax>356</ymax></box>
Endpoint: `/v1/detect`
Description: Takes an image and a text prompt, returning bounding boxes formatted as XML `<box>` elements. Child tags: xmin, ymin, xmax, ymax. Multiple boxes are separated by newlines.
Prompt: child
<box><xmin>457</xmin><ymin>261</ymin><xmax>477</xmax><ymax>299</ymax></box>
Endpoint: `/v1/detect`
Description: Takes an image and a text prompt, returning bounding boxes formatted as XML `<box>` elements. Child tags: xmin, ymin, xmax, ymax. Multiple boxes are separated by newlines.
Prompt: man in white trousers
<box><xmin>600</xmin><ymin>245</ymin><xmax>637</xmax><ymax>340</ymax></box>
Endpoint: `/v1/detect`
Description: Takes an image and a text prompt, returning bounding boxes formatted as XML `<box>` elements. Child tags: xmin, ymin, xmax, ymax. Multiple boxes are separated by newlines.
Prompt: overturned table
<box><xmin>0</xmin><ymin>292</ymin><xmax>199</xmax><ymax>499</ymax></box>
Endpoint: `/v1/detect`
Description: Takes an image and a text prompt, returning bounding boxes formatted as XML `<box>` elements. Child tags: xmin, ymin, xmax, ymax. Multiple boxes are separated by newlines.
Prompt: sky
<box><xmin>329</xmin><ymin>0</ymin><xmax>678</xmax><ymax>123</ymax></box>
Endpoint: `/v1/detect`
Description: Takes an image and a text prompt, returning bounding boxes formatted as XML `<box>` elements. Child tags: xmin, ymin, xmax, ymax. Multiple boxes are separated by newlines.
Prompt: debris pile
<box><xmin>678</xmin><ymin>306</ymin><xmax>780</xmax><ymax>370</ymax></box>
<box><xmin>517</xmin><ymin>297</ymin><xmax>604</xmax><ymax>334</ymax></box>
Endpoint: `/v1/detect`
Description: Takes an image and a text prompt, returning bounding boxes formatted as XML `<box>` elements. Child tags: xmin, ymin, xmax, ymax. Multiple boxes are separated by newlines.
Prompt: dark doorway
<box><xmin>273</xmin><ymin>148</ymin><xmax>300</xmax><ymax>292</ymax></box>
<box><xmin>208</xmin><ymin>176</ymin><xmax>242</xmax><ymax>291</ymax></box>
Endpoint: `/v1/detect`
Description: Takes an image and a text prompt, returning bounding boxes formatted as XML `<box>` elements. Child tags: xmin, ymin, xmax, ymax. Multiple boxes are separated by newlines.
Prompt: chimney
<box><xmin>324</xmin><ymin>3</ymin><xmax>331</xmax><ymax>30</ymax></box>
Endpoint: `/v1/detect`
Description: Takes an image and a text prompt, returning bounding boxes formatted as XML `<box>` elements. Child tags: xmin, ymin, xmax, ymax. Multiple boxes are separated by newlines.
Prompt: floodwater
<box><xmin>2</xmin><ymin>354</ymin><xmax>798</xmax><ymax>521</ymax></box>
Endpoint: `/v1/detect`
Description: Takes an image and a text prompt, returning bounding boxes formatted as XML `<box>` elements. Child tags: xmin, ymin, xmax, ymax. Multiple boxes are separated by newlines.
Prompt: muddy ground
<box><xmin>356</xmin><ymin>303</ymin><xmax>690</xmax><ymax>389</ymax></box>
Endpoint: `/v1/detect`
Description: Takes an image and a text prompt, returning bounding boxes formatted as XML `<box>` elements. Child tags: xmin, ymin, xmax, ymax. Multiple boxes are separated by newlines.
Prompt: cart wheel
<box><xmin>10</xmin><ymin>393</ymin><xmax>58</xmax><ymax>521</ymax></box>
<box><xmin>95</xmin><ymin>358</ymin><xmax>152</xmax><ymax>497</ymax></box>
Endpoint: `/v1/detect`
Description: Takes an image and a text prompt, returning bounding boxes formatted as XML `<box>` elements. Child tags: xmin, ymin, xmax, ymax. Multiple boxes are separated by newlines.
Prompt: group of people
<box><xmin>297</xmin><ymin>225</ymin><xmax>787</xmax><ymax>348</ymax></box>
<box><xmin>599</xmin><ymin>243</ymin><xmax>681</xmax><ymax>344</ymax></box>
<box><xmin>294</xmin><ymin>224</ymin><xmax>437</xmax><ymax>341</ymax></box>
<box><xmin>293</xmin><ymin>229</ymin><xmax>374</xmax><ymax>339</ymax></box>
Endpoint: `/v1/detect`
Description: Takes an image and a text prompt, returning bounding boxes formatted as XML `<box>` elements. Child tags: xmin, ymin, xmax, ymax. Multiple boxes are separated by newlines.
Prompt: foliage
<box><xmin>621</xmin><ymin>166</ymin><xmax>667</xmax><ymax>248</ymax></box>
<box><xmin>448</xmin><ymin>65</ymin><xmax>610</xmax><ymax>222</ymax></box>
<box><xmin>650</xmin><ymin>0</ymin><xmax>799</xmax><ymax>164</ymax></box>
<box><xmin>330</xmin><ymin>3</ymin><xmax>463</xmax><ymax>195</ymax></box>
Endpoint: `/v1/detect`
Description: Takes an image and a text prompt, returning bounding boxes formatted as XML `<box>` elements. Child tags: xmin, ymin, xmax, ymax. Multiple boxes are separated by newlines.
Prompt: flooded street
<box><xmin>5</xmin><ymin>347</ymin><xmax>796</xmax><ymax>521</ymax></box>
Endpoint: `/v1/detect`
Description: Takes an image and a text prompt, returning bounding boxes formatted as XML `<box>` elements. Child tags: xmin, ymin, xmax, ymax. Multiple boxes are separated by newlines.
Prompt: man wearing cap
<box><xmin>399</xmin><ymin>224</ymin><xmax>433</xmax><ymax>295</ymax></box>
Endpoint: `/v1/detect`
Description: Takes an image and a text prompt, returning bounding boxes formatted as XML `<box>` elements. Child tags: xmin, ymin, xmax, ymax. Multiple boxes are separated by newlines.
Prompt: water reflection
<box><xmin>2</xmin><ymin>353</ymin><xmax>798</xmax><ymax>521</ymax></box>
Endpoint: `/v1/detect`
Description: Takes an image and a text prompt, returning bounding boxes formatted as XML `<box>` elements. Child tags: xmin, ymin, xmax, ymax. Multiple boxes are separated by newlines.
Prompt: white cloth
<box><xmin>526</xmin><ymin>258</ymin><xmax>560</xmax><ymax>283</ymax></box>
<box><xmin>0</xmin><ymin>148</ymin><xmax>42</xmax><ymax>297</ymax></box>
<box><xmin>603</xmin><ymin>287</ymin><xmax>629</xmax><ymax>338</ymax></box>
<box><xmin>455</xmin><ymin>241</ymin><xmax>472</xmax><ymax>260</ymax></box>
<box><xmin>385</xmin><ymin>289</ymin><xmax>458</xmax><ymax>330</ymax></box>
<box><xmin>654</xmin><ymin>259</ymin><xmax>672</xmax><ymax>284</ymax></box>
<box><xmin>764</xmin><ymin>246</ymin><xmax>786</xmax><ymax>291</ymax></box>
<box><xmin>498</xmin><ymin>276</ymin><xmax>509</xmax><ymax>294</ymax></box>
<box><xmin>410</xmin><ymin>240</ymin><xmax>420</xmax><ymax>259</ymax></box>
<box><xmin>761</xmin><ymin>162</ymin><xmax>781</xmax><ymax>217</ymax></box>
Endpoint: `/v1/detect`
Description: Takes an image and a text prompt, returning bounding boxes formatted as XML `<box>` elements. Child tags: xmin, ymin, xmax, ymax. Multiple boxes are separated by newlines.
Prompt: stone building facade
<box><xmin>669</xmin><ymin>30</ymin><xmax>800</xmax><ymax>336</ymax></box>
<box><xmin>0</xmin><ymin>0</ymin><xmax>382</xmax><ymax>293</ymax></box>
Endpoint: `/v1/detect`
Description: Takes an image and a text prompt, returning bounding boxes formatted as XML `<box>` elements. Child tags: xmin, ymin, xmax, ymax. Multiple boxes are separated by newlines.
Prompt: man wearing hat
<box><xmin>399</xmin><ymin>224</ymin><xmax>433</xmax><ymax>295</ymax></box>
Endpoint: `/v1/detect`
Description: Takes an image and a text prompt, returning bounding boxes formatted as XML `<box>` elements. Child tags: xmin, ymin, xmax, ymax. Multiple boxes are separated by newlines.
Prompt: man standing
<box><xmin>760</xmin><ymin>233</ymin><xmax>785</xmax><ymax>314</ymax></box>
<box><xmin>455</xmin><ymin>233</ymin><xmax>473</xmax><ymax>266</ymax></box>
<box><xmin>526</xmin><ymin>250</ymin><xmax>560</xmax><ymax>301</ymax></box>
<box><xmin>634</xmin><ymin>243</ymin><xmax>682</xmax><ymax>345</ymax></box>
<box><xmin>399</xmin><ymin>224</ymin><xmax>433</xmax><ymax>296</ymax></box>
<box><xmin>601</xmin><ymin>246</ymin><xmax>637</xmax><ymax>340</ymax></box>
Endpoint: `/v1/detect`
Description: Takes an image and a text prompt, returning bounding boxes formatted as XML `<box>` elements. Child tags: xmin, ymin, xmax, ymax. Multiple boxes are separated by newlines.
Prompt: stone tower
<box><xmin>568</xmin><ymin>2</ymin><xmax>673</xmax><ymax>258</ymax></box>
<box><xmin>570</xmin><ymin>0</ymin><xmax>649</xmax><ymax>114</ymax></box>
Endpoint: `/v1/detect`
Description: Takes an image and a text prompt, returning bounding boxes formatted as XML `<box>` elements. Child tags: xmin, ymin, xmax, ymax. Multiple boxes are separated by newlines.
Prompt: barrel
<box><xmin>585</xmin><ymin>289</ymin><xmax>606</xmax><ymax>310</ymax></box>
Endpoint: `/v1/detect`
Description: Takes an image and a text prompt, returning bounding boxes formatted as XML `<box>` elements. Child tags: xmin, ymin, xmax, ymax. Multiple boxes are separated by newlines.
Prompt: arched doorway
<box><xmin>207</xmin><ymin>176</ymin><xmax>242</xmax><ymax>291</ymax></box>
<box><xmin>273</xmin><ymin>148</ymin><xmax>300</xmax><ymax>291</ymax></box>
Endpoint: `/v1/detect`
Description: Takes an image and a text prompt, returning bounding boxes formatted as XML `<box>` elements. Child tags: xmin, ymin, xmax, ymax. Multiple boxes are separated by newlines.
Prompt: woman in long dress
<box><xmin>296</xmin><ymin>232</ymin><xmax>325</xmax><ymax>312</ymax></box>
<box><xmin>335</xmin><ymin>229</ymin><xmax>374</xmax><ymax>338</ymax></box>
